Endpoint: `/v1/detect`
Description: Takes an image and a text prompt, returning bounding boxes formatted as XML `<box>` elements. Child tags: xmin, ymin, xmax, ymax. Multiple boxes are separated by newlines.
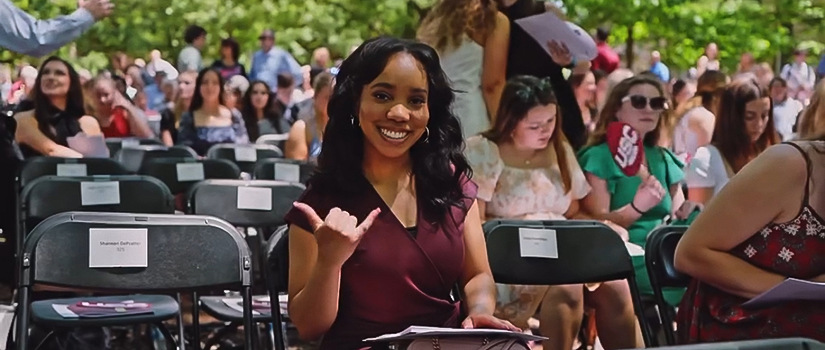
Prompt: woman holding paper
<box><xmin>284</xmin><ymin>37</ymin><xmax>520</xmax><ymax>350</ymax></box>
<box><xmin>675</xmin><ymin>138</ymin><xmax>825</xmax><ymax>342</ymax></box>
<box><xmin>14</xmin><ymin>56</ymin><xmax>102</xmax><ymax>158</ymax></box>
<box><xmin>466</xmin><ymin>75</ymin><xmax>641</xmax><ymax>350</ymax></box>
<box><xmin>417</xmin><ymin>0</ymin><xmax>510</xmax><ymax>138</ymax></box>
<box><xmin>685</xmin><ymin>79</ymin><xmax>778</xmax><ymax>204</ymax></box>
<box><xmin>579</xmin><ymin>75</ymin><xmax>699</xmax><ymax>306</ymax></box>
<box><xmin>177</xmin><ymin>68</ymin><xmax>249</xmax><ymax>155</ymax></box>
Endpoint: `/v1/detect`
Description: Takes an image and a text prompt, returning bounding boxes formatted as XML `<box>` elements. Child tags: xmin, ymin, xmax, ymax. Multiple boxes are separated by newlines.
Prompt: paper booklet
<box><xmin>67</xmin><ymin>133</ymin><xmax>110</xmax><ymax>158</ymax></box>
<box><xmin>514</xmin><ymin>12</ymin><xmax>598</xmax><ymax>61</ymax></box>
<box><xmin>742</xmin><ymin>278</ymin><xmax>825</xmax><ymax>309</ymax></box>
<box><xmin>364</xmin><ymin>326</ymin><xmax>547</xmax><ymax>342</ymax></box>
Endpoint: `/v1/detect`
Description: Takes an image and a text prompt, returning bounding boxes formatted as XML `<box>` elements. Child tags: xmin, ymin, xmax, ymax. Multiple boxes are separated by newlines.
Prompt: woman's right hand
<box><xmin>293</xmin><ymin>202</ymin><xmax>381</xmax><ymax>268</ymax></box>
<box><xmin>632</xmin><ymin>176</ymin><xmax>666</xmax><ymax>213</ymax></box>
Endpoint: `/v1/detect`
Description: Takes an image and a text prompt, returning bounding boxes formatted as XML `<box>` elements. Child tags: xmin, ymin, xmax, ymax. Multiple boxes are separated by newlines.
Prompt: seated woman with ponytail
<box><xmin>14</xmin><ymin>56</ymin><xmax>101</xmax><ymax>158</ymax></box>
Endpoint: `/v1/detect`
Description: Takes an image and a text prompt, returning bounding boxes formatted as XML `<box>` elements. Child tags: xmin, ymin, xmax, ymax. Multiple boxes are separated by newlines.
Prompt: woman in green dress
<box><xmin>578</xmin><ymin>75</ymin><xmax>700</xmax><ymax>305</ymax></box>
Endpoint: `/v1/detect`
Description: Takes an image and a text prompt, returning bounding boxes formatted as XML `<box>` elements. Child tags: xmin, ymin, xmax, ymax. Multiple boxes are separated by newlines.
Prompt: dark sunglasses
<box><xmin>515</xmin><ymin>78</ymin><xmax>553</xmax><ymax>100</ymax></box>
<box><xmin>622</xmin><ymin>95</ymin><xmax>668</xmax><ymax>110</ymax></box>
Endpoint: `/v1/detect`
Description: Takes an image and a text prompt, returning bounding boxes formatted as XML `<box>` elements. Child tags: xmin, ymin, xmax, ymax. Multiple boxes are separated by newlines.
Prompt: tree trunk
<box><xmin>626</xmin><ymin>25</ymin><xmax>635</xmax><ymax>68</ymax></box>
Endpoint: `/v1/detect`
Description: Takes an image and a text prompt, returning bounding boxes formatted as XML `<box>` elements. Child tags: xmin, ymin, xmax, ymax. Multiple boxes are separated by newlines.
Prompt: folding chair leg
<box><xmin>270</xmin><ymin>296</ymin><xmax>286</xmax><ymax>350</ymax></box>
<box><xmin>32</xmin><ymin>330</ymin><xmax>56</xmax><ymax>350</ymax></box>
<box><xmin>628</xmin><ymin>277</ymin><xmax>654</xmax><ymax>347</ymax></box>
<box><xmin>176</xmin><ymin>293</ymin><xmax>186</xmax><ymax>350</ymax></box>
<box><xmin>155</xmin><ymin>322</ymin><xmax>178</xmax><ymax>350</ymax></box>
<box><xmin>242</xmin><ymin>286</ymin><xmax>256</xmax><ymax>350</ymax></box>
<box><xmin>192</xmin><ymin>292</ymin><xmax>200</xmax><ymax>350</ymax></box>
<box><xmin>15</xmin><ymin>288</ymin><xmax>29</xmax><ymax>350</ymax></box>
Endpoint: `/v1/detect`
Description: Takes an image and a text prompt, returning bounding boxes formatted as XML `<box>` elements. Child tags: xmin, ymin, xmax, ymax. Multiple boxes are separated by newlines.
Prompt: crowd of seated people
<box><xmin>8</xmin><ymin>23</ymin><xmax>825</xmax><ymax>350</ymax></box>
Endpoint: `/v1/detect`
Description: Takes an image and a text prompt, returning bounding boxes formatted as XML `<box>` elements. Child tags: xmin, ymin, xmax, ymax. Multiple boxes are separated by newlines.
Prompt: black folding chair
<box><xmin>17</xmin><ymin>175</ymin><xmax>174</xmax><ymax>261</ymax></box>
<box><xmin>105</xmin><ymin>137</ymin><xmax>163</xmax><ymax>157</ymax></box>
<box><xmin>263</xmin><ymin>225</ymin><xmax>289</xmax><ymax>350</ymax></box>
<box><xmin>206</xmin><ymin>144</ymin><xmax>283</xmax><ymax>174</ymax></box>
<box><xmin>139</xmin><ymin>158</ymin><xmax>241</xmax><ymax>195</ymax></box>
<box><xmin>482</xmin><ymin>220</ymin><xmax>654</xmax><ymax>347</ymax></box>
<box><xmin>15</xmin><ymin>212</ymin><xmax>256</xmax><ymax>350</ymax></box>
<box><xmin>115</xmin><ymin>145</ymin><xmax>198</xmax><ymax>173</ymax></box>
<box><xmin>18</xmin><ymin>157</ymin><xmax>129</xmax><ymax>189</ymax></box>
<box><xmin>619</xmin><ymin>337</ymin><xmax>825</xmax><ymax>350</ymax></box>
<box><xmin>645</xmin><ymin>225</ymin><xmax>690</xmax><ymax>346</ymax></box>
<box><xmin>187</xmin><ymin>179</ymin><xmax>304</xmax><ymax>349</ymax></box>
<box><xmin>253</xmin><ymin>158</ymin><xmax>314</xmax><ymax>184</ymax></box>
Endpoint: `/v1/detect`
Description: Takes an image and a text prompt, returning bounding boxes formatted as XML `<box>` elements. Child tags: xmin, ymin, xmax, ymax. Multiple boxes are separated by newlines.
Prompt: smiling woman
<box><xmin>283</xmin><ymin>36</ymin><xmax>520</xmax><ymax>349</ymax></box>
<box><xmin>13</xmin><ymin>56</ymin><xmax>102</xmax><ymax>158</ymax></box>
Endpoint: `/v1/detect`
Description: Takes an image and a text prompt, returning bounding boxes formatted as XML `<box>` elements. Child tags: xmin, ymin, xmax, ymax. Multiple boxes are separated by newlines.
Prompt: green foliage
<box><xmin>3</xmin><ymin>0</ymin><xmax>436</xmax><ymax>71</ymax></box>
<box><xmin>3</xmin><ymin>0</ymin><xmax>824</xmax><ymax>75</ymax></box>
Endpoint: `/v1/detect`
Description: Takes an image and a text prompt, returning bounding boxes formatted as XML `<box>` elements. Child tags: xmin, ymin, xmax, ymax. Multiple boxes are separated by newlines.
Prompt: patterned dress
<box><xmin>677</xmin><ymin>142</ymin><xmax>825</xmax><ymax>342</ymax></box>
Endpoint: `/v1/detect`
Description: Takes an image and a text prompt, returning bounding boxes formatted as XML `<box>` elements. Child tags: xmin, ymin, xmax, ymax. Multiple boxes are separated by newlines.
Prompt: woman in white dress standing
<box><xmin>418</xmin><ymin>0</ymin><xmax>510</xmax><ymax>138</ymax></box>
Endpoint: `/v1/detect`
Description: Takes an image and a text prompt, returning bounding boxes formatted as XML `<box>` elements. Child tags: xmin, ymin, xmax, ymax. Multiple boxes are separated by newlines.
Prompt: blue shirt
<box><xmin>650</xmin><ymin>61</ymin><xmax>670</xmax><ymax>82</ymax></box>
<box><xmin>249</xmin><ymin>47</ymin><xmax>303</xmax><ymax>90</ymax></box>
<box><xmin>0</xmin><ymin>0</ymin><xmax>95</xmax><ymax>57</ymax></box>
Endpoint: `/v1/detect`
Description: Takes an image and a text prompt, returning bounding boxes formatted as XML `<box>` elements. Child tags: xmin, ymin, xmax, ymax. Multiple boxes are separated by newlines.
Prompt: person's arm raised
<box><xmin>287</xmin><ymin>203</ymin><xmax>380</xmax><ymax>340</ymax></box>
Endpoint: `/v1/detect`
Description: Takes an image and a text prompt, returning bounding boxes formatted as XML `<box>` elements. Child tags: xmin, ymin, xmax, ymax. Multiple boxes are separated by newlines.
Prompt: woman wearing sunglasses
<box><xmin>579</xmin><ymin>75</ymin><xmax>698</xmax><ymax>307</ymax></box>
<box><xmin>685</xmin><ymin>79</ymin><xmax>778</xmax><ymax>205</ymax></box>
<box><xmin>467</xmin><ymin>75</ymin><xmax>643</xmax><ymax>349</ymax></box>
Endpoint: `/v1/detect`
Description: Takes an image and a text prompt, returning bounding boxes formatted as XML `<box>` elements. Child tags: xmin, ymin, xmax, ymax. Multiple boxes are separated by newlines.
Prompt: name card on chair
<box><xmin>89</xmin><ymin>228</ymin><xmax>148</xmax><ymax>268</ymax></box>
<box><xmin>121</xmin><ymin>139</ymin><xmax>140</xmax><ymax>148</ymax></box>
<box><xmin>176</xmin><ymin>163</ymin><xmax>205</xmax><ymax>182</ymax></box>
<box><xmin>518</xmin><ymin>228</ymin><xmax>558</xmax><ymax>259</ymax></box>
<box><xmin>234</xmin><ymin>147</ymin><xmax>258</xmax><ymax>162</ymax></box>
<box><xmin>274</xmin><ymin>163</ymin><xmax>300</xmax><ymax>182</ymax></box>
<box><xmin>237</xmin><ymin>186</ymin><xmax>272</xmax><ymax>211</ymax></box>
<box><xmin>80</xmin><ymin>181</ymin><xmax>121</xmax><ymax>206</ymax></box>
<box><xmin>57</xmin><ymin>163</ymin><xmax>88</xmax><ymax>177</ymax></box>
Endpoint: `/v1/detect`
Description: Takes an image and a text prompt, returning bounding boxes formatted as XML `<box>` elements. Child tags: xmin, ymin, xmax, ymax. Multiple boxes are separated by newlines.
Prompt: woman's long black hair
<box><xmin>241</xmin><ymin>80</ymin><xmax>285</xmax><ymax>140</ymax></box>
<box><xmin>189</xmin><ymin>68</ymin><xmax>225</xmax><ymax>113</ymax></box>
<box><xmin>312</xmin><ymin>36</ymin><xmax>472</xmax><ymax>221</ymax></box>
<box><xmin>30</xmin><ymin>56</ymin><xmax>86</xmax><ymax>145</ymax></box>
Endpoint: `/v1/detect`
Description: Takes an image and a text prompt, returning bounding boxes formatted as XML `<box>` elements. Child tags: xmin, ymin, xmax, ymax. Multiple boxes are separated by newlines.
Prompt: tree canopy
<box><xmin>4</xmin><ymin>0</ymin><xmax>824</xmax><ymax>75</ymax></box>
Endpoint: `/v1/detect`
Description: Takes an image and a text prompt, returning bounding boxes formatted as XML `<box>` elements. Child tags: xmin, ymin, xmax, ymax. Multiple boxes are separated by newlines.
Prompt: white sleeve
<box><xmin>685</xmin><ymin>146</ymin><xmax>716</xmax><ymax>189</ymax></box>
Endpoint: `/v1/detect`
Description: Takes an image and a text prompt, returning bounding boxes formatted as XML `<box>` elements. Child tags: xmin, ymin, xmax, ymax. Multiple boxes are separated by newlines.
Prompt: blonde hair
<box><xmin>799</xmin><ymin>80</ymin><xmax>825</xmax><ymax>140</ymax></box>
<box><xmin>417</xmin><ymin>0</ymin><xmax>498</xmax><ymax>53</ymax></box>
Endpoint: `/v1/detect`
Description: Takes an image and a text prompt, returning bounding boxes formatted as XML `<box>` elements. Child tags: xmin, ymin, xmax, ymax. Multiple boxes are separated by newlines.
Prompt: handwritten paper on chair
<box><xmin>80</xmin><ymin>181</ymin><xmax>120</xmax><ymax>206</ymax></box>
<box><xmin>89</xmin><ymin>228</ymin><xmax>148</xmax><ymax>268</ymax></box>
<box><xmin>743</xmin><ymin>278</ymin><xmax>825</xmax><ymax>308</ymax></box>
<box><xmin>519</xmin><ymin>228</ymin><xmax>558</xmax><ymax>259</ymax></box>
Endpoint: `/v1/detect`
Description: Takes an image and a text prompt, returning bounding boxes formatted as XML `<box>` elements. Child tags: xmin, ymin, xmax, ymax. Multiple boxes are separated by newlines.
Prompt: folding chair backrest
<box><xmin>20</xmin><ymin>175</ymin><xmax>174</xmax><ymax>233</ymax></box>
<box><xmin>139</xmin><ymin>157</ymin><xmax>241</xmax><ymax>194</ymax></box>
<box><xmin>265</xmin><ymin>225</ymin><xmax>289</xmax><ymax>293</ymax></box>
<box><xmin>115</xmin><ymin>145</ymin><xmax>198</xmax><ymax>173</ymax></box>
<box><xmin>19</xmin><ymin>157</ymin><xmax>129</xmax><ymax>188</ymax></box>
<box><xmin>645</xmin><ymin>226</ymin><xmax>690</xmax><ymax>288</ymax></box>
<box><xmin>187</xmin><ymin>179</ymin><xmax>304</xmax><ymax>227</ymax></box>
<box><xmin>206</xmin><ymin>144</ymin><xmax>283</xmax><ymax>174</ymax></box>
<box><xmin>482</xmin><ymin>220</ymin><xmax>633</xmax><ymax>285</ymax></box>
<box><xmin>21</xmin><ymin>211</ymin><xmax>251</xmax><ymax>291</ymax></box>
<box><xmin>105</xmin><ymin>137</ymin><xmax>163</xmax><ymax>157</ymax></box>
<box><xmin>253</xmin><ymin>158</ymin><xmax>314</xmax><ymax>184</ymax></box>
<box><xmin>255</xmin><ymin>133</ymin><xmax>289</xmax><ymax>152</ymax></box>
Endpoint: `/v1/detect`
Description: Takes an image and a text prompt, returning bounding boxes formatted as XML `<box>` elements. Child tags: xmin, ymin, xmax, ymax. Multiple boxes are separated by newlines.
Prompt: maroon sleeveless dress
<box><xmin>284</xmin><ymin>174</ymin><xmax>478</xmax><ymax>350</ymax></box>
<box><xmin>676</xmin><ymin>142</ymin><xmax>825</xmax><ymax>342</ymax></box>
